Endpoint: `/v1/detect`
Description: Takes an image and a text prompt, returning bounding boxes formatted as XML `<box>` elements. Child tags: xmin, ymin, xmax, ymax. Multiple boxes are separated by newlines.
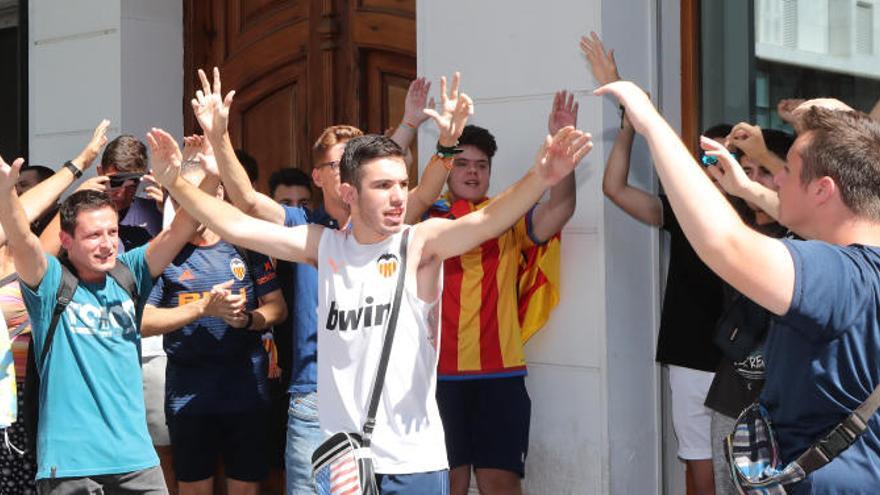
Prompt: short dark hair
<box><xmin>20</xmin><ymin>165</ymin><xmax>54</xmax><ymax>182</ymax></box>
<box><xmin>458</xmin><ymin>125</ymin><xmax>498</xmax><ymax>160</ymax></box>
<box><xmin>703</xmin><ymin>123</ymin><xmax>733</xmax><ymax>140</ymax></box>
<box><xmin>269</xmin><ymin>167</ymin><xmax>312</xmax><ymax>197</ymax></box>
<box><xmin>101</xmin><ymin>135</ymin><xmax>148</xmax><ymax>173</ymax></box>
<box><xmin>60</xmin><ymin>190</ymin><xmax>117</xmax><ymax>235</ymax></box>
<box><xmin>234</xmin><ymin>149</ymin><xmax>260</xmax><ymax>184</ymax></box>
<box><xmin>799</xmin><ymin>107</ymin><xmax>880</xmax><ymax>219</ymax></box>
<box><xmin>339</xmin><ymin>135</ymin><xmax>404</xmax><ymax>190</ymax></box>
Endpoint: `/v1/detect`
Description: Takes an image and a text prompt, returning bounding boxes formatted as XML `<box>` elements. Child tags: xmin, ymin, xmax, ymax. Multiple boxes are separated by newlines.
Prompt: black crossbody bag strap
<box><xmin>361</xmin><ymin>228</ymin><xmax>409</xmax><ymax>448</ymax></box>
<box><xmin>795</xmin><ymin>382</ymin><xmax>880</xmax><ymax>474</ymax></box>
<box><xmin>41</xmin><ymin>262</ymin><xmax>79</xmax><ymax>366</ymax></box>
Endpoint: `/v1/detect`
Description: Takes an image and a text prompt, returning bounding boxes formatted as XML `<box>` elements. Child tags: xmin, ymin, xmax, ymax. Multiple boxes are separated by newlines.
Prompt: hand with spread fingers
<box><xmin>548</xmin><ymin>90</ymin><xmax>579</xmax><ymax>136</ymax></box>
<box><xmin>145</xmin><ymin>128</ymin><xmax>183</xmax><ymax>189</ymax></box>
<box><xmin>534</xmin><ymin>126</ymin><xmax>593</xmax><ymax>186</ymax></box>
<box><xmin>192</xmin><ymin>67</ymin><xmax>235</xmax><ymax>139</ymax></box>
<box><xmin>422</xmin><ymin>72</ymin><xmax>474</xmax><ymax>147</ymax></box>
<box><xmin>580</xmin><ymin>31</ymin><xmax>621</xmax><ymax>86</ymax></box>
<box><xmin>402</xmin><ymin>77</ymin><xmax>435</xmax><ymax>129</ymax></box>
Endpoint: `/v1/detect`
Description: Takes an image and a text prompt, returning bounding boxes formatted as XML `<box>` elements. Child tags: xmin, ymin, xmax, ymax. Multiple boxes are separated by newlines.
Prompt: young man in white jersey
<box><xmin>147</xmin><ymin>92</ymin><xmax>592</xmax><ymax>492</ymax></box>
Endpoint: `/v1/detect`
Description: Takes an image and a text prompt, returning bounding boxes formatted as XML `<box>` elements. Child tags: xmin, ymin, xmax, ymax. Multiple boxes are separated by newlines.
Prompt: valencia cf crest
<box><xmin>230</xmin><ymin>258</ymin><xmax>247</xmax><ymax>281</ymax></box>
<box><xmin>376</xmin><ymin>253</ymin><xmax>399</xmax><ymax>278</ymax></box>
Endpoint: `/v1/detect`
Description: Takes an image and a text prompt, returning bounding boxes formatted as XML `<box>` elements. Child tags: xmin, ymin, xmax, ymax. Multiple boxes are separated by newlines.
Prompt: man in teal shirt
<box><xmin>0</xmin><ymin>150</ymin><xmax>215</xmax><ymax>494</ymax></box>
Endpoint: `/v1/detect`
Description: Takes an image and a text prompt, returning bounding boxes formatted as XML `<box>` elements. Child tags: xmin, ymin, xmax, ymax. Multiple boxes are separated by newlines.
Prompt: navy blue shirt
<box><xmin>147</xmin><ymin>240</ymin><xmax>279</xmax><ymax>415</ymax></box>
<box><xmin>761</xmin><ymin>240</ymin><xmax>880</xmax><ymax>493</ymax></box>
<box><xmin>281</xmin><ymin>205</ymin><xmax>339</xmax><ymax>394</ymax></box>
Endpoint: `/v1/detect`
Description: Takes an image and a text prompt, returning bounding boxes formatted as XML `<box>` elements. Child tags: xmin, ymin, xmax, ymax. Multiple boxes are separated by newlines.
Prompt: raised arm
<box><xmin>388</xmin><ymin>77</ymin><xmax>434</xmax><ymax>152</ymax></box>
<box><xmin>420</xmin><ymin>127</ymin><xmax>592</xmax><ymax>261</ymax></box>
<box><xmin>148</xmin><ymin>128</ymin><xmax>322</xmax><ymax>265</ymax></box>
<box><xmin>405</xmin><ymin>72</ymin><xmax>473</xmax><ymax>223</ymax></box>
<box><xmin>596</xmin><ymin>81</ymin><xmax>794</xmax><ymax>315</ymax></box>
<box><xmin>581</xmin><ymin>33</ymin><xmax>662</xmax><ymax>226</ymax></box>
<box><xmin>0</xmin><ymin>156</ymin><xmax>48</xmax><ymax>287</ymax></box>
<box><xmin>1</xmin><ymin>119</ymin><xmax>111</xmax><ymax>249</ymax></box>
<box><xmin>143</xmin><ymin>134</ymin><xmax>223</xmax><ymax>278</ymax></box>
<box><xmin>193</xmin><ymin>68</ymin><xmax>286</xmax><ymax>225</ymax></box>
<box><xmin>530</xmin><ymin>90</ymin><xmax>580</xmax><ymax>241</ymax></box>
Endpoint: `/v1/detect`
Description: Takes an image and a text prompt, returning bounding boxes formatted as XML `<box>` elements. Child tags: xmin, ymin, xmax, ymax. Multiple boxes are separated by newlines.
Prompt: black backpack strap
<box><xmin>107</xmin><ymin>261</ymin><xmax>139</xmax><ymax>304</ymax></box>
<box><xmin>361</xmin><ymin>228</ymin><xmax>410</xmax><ymax>447</ymax></box>
<box><xmin>40</xmin><ymin>263</ymin><xmax>79</xmax><ymax>366</ymax></box>
<box><xmin>0</xmin><ymin>272</ymin><xmax>18</xmax><ymax>288</ymax></box>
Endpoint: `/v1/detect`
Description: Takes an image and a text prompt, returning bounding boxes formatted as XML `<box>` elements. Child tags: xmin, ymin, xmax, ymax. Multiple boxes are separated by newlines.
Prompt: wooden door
<box><xmin>184</xmin><ymin>0</ymin><xmax>417</xmax><ymax>193</ymax></box>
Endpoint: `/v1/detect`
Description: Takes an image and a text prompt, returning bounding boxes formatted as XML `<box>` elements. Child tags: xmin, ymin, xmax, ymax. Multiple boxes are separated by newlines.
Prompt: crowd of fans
<box><xmin>1</xmin><ymin>31</ymin><xmax>879</xmax><ymax>495</ymax></box>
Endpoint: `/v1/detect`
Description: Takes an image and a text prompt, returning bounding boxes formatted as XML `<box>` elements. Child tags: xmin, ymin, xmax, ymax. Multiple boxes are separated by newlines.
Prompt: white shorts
<box><xmin>668</xmin><ymin>365</ymin><xmax>714</xmax><ymax>460</ymax></box>
<box><xmin>142</xmin><ymin>354</ymin><xmax>170</xmax><ymax>446</ymax></box>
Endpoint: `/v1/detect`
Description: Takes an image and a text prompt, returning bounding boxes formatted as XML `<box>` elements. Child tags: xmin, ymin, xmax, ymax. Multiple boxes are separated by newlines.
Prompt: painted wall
<box><xmin>29</xmin><ymin>0</ymin><xmax>181</xmax><ymax>178</ymax></box>
<box><xmin>417</xmin><ymin>1</ymin><xmax>670</xmax><ymax>493</ymax></box>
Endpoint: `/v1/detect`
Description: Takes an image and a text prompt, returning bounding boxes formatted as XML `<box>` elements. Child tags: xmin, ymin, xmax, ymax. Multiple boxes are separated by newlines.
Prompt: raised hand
<box><xmin>402</xmin><ymin>77</ymin><xmax>435</xmax><ymax>128</ymax></box>
<box><xmin>422</xmin><ymin>72</ymin><xmax>474</xmax><ymax>147</ymax></box>
<box><xmin>145</xmin><ymin>128</ymin><xmax>183</xmax><ymax>188</ymax></box>
<box><xmin>594</xmin><ymin>81</ymin><xmax>658</xmax><ymax>134</ymax></box>
<box><xmin>191</xmin><ymin>67</ymin><xmax>235</xmax><ymax>138</ymax></box>
<box><xmin>580</xmin><ymin>31</ymin><xmax>621</xmax><ymax>86</ymax></box>
<box><xmin>700</xmin><ymin>136</ymin><xmax>753</xmax><ymax>197</ymax></box>
<box><xmin>727</xmin><ymin>122</ymin><xmax>768</xmax><ymax>162</ymax></box>
<box><xmin>0</xmin><ymin>155</ymin><xmax>24</xmax><ymax>193</ymax></box>
<box><xmin>776</xmin><ymin>98</ymin><xmax>804</xmax><ymax>125</ymax></box>
<box><xmin>73</xmin><ymin>119</ymin><xmax>111</xmax><ymax>170</ymax></box>
<box><xmin>534</xmin><ymin>126</ymin><xmax>593</xmax><ymax>186</ymax></box>
<box><xmin>548</xmin><ymin>90</ymin><xmax>579</xmax><ymax>135</ymax></box>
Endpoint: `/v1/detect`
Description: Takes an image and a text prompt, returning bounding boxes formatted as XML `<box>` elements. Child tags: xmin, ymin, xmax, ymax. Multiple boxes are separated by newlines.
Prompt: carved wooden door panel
<box><xmin>185</xmin><ymin>0</ymin><xmax>417</xmax><ymax>192</ymax></box>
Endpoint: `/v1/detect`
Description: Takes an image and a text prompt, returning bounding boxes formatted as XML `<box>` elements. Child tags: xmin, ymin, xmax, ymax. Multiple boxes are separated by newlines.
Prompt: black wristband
<box><xmin>63</xmin><ymin>160</ymin><xmax>83</xmax><ymax>179</ymax></box>
<box><xmin>243</xmin><ymin>311</ymin><xmax>254</xmax><ymax>330</ymax></box>
<box><xmin>436</xmin><ymin>142</ymin><xmax>463</xmax><ymax>158</ymax></box>
<box><xmin>619</xmin><ymin>105</ymin><xmax>626</xmax><ymax>130</ymax></box>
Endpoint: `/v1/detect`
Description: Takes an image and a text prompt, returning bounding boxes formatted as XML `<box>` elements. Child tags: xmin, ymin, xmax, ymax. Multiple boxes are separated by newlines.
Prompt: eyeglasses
<box><xmin>315</xmin><ymin>160</ymin><xmax>340</xmax><ymax>172</ymax></box>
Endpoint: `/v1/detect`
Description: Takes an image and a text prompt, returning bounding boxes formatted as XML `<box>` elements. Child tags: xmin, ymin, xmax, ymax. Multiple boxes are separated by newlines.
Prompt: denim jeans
<box><xmin>285</xmin><ymin>391</ymin><xmax>324</xmax><ymax>495</ymax></box>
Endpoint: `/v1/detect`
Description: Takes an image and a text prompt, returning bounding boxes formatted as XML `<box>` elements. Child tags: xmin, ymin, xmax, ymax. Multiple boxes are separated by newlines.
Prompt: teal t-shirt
<box><xmin>21</xmin><ymin>246</ymin><xmax>157</xmax><ymax>479</ymax></box>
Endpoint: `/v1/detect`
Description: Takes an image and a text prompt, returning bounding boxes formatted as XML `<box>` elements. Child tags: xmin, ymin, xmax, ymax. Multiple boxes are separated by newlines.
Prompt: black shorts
<box><xmin>167</xmin><ymin>409</ymin><xmax>270</xmax><ymax>482</ymax></box>
<box><xmin>436</xmin><ymin>376</ymin><xmax>531</xmax><ymax>477</ymax></box>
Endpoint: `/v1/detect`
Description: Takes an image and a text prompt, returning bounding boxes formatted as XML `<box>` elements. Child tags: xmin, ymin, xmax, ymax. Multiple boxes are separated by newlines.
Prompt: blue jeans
<box><xmin>285</xmin><ymin>391</ymin><xmax>324</xmax><ymax>495</ymax></box>
<box><xmin>377</xmin><ymin>470</ymin><xmax>450</xmax><ymax>494</ymax></box>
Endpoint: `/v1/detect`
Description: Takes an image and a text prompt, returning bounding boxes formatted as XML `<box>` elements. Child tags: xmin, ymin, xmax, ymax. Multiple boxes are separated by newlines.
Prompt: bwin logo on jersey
<box><xmin>376</xmin><ymin>253</ymin><xmax>399</xmax><ymax>278</ymax></box>
<box><xmin>325</xmin><ymin>297</ymin><xmax>391</xmax><ymax>331</ymax></box>
<box><xmin>230</xmin><ymin>258</ymin><xmax>247</xmax><ymax>281</ymax></box>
